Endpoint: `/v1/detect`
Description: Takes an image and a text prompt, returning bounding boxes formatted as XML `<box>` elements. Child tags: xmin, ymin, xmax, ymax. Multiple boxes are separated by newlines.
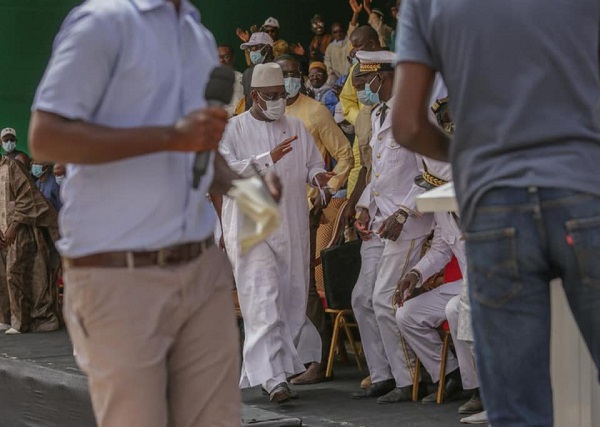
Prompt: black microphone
<box><xmin>192</xmin><ymin>66</ymin><xmax>236</xmax><ymax>189</ymax></box>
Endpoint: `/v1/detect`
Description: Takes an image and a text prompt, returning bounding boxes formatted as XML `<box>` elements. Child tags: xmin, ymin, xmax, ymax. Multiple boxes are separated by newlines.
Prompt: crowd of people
<box><xmin>11</xmin><ymin>0</ymin><xmax>600</xmax><ymax>426</ymax></box>
<box><xmin>211</xmin><ymin>1</ymin><xmax>487</xmax><ymax>424</ymax></box>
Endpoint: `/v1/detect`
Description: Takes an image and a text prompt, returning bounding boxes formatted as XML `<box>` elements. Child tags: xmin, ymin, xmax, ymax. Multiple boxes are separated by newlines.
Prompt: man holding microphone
<box><xmin>28</xmin><ymin>0</ymin><xmax>267</xmax><ymax>426</ymax></box>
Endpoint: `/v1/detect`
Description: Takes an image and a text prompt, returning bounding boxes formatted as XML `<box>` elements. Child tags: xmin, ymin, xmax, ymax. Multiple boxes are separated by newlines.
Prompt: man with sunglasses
<box><xmin>220</xmin><ymin>63</ymin><xmax>334</xmax><ymax>403</ymax></box>
<box><xmin>350</xmin><ymin>50</ymin><xmax>433</xmax><ymax>402</ymax></box>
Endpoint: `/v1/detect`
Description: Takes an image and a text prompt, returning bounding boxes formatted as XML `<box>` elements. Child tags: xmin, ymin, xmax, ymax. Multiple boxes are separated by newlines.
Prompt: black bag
<box><xmin>320</xmin><ymin>234</ymin><xmax>362</xmax><ymax>310</ymax></box>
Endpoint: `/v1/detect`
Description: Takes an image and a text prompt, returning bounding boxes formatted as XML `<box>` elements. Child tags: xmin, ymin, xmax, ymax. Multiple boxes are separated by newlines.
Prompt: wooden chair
<box><xmin>314</xmin><ymin>199</ymin><xmax>364</xmax><ymax>378</ymax></box>
<box><xmin>411</xmin><ymin>320</ymin><xmax>453</xmax><ymax>403</ymax></box>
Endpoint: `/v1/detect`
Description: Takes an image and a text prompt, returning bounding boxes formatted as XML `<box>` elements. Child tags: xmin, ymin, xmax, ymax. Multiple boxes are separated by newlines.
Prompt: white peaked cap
<box><xmin>251</xmin><ymin>63</ymin><xmax>284</xmax><ymax>88</ymax></box>
<box><xmin>355</xmin><ymin>50</ymin><xmax>396</xmax><ymax>65</ymax></box>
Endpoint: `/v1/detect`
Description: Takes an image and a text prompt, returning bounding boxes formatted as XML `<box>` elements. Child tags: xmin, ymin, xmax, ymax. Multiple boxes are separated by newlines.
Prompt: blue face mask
<box><xmin>284</xmin><ymin>77</ymin><xmax>302</xmax><ymax>98</ymax></box>
<box><xmin>31</xmin><ymin>164</ymin><xmax>45</xmax><ymax>178</ymax></box>
<box><xmin>250</xmin><ymin>49</ymin><xmax>266</xmax><ymax>65</ymax></box>
<box><xmin>358</xmin><ymin>75</ymin><xmax>382</xmax><ymax>106</ymax></box>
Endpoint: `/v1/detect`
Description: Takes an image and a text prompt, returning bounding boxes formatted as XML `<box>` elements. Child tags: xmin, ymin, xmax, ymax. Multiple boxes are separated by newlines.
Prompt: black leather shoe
<box><xmin>351</xmin><ymin>378</ymin><xmax>395</xmax><ymax>399</ymax></box>
<box><xmin>376</xmin><ymin>385</ymin><xmax>413</xmax><ymax>404</ymax></box>
<box><xmin>422</xmin><ymin>369</ymin><xmax>464</xmax><ymax>403</ymax></box>
<box><xmin>459</xmin><ymin>389</ymin><xmax>483</xmax><ymax>414</ymax></box>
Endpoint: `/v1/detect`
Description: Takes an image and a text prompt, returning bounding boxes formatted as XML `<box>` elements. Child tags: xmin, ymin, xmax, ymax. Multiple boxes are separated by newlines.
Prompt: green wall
<box><xmin>0</xmin><ymin>0</ymin><xmax>381</xmax><ymax>152</ymax></box>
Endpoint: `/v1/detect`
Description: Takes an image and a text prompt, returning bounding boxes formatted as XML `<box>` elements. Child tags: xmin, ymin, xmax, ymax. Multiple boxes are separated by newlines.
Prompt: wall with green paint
<box><xmin>0</xmin><ymin>0</ymin><xmax>378</xmax><ymax>152</ymax></box>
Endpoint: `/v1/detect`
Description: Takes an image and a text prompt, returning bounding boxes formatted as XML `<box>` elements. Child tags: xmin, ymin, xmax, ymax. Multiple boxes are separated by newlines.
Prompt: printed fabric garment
<box><xmin>0</xmin><ymin>157</ymin><xmax>60</xmax><ymax>332</ymax></box>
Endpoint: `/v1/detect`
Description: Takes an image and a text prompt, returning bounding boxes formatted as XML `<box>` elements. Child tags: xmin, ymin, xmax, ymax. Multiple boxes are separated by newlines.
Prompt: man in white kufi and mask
<box><xmin>219</xmin><ymin>63</ymin><xmax>333</xmax><ymax>403</ymax></box>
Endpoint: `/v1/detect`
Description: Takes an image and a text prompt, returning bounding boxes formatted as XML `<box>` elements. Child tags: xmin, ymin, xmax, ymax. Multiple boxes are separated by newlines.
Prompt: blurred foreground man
<box><xmin>393</xmin><ymin>1</ymin><xmax>600</xmax><ymax>425</ymax></box>
<box><xmin>220</xmin><ymin>63</ymin><xmax>332</xmax><ymax>403</ymax></box>
<box><xmin>29</xmin><ymin>0</ymin><xmax>249</xmax><ymax>425</ymax></box>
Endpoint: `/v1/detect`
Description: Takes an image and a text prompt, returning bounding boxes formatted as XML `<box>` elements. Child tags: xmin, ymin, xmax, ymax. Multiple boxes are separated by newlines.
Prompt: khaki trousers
<box><xmin>63</xmin><ymin>246</ymin><xmax>240</xmax><ymax>427</ymax></box>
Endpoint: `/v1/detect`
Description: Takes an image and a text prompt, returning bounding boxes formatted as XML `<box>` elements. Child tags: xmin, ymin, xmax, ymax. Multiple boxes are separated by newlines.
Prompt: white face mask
<box><xmin>55</xmin><ymin>175</ymin><xmax>65</xmax><ymax>185</ymax></box>
<box><xmin>258</xmin><ymin>93</ymin><xmax>287</xmax><ymax>121</ymax></box>
<box><xmin>2</xmin><ymin>141</ymin><xmax>16</xmax><ymax>153</ymax></box>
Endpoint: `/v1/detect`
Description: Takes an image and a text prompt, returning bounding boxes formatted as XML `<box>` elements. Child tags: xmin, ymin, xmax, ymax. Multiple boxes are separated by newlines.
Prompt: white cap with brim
<box><xmin>241</xmin><ymin>32</ymin><xmax>274</xmax><ymax>50</ymax></box>
<box><xmin>251</xmin><ymin>63</ymin><xmax>284</xmax><ymax>88</ymax></box>
<box><xmin>1</xmin><ymin>128</ymin><xmax>16</xmax><ymax>138</ymax></box>
<box><xmin>263</xmin><ymin>17</ymin><xmax>280</xmax><ymax>28</ymax></box>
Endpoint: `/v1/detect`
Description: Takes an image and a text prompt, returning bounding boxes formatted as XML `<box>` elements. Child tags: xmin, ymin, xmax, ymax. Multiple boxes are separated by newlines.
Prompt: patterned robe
<box><xmin>0</xmin><ymin>157</ymin><xmax>60</xmax><ymax>332</ymax></box>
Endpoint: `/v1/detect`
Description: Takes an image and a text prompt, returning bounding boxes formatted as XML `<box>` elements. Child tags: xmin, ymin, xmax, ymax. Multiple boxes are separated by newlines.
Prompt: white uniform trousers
<box><xmin>395</xmin><ymin>280</ymin><xmax>461</xmax><ymax>383</ymax></box>
<box><xmin>446</xmin><ymin>294</ymin><xmax>479</xmax><ymax>390</ymax></box>
<box><xmin>351</xmin><ymin>233</ymin><xmax>427</xmax><ymax>387</ymax></box>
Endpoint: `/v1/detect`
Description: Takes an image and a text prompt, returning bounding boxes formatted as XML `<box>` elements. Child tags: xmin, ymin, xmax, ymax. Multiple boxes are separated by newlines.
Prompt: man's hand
<box><xmin>236</xmin><ymin>28</ymin><xmax>250</xmax><ymax>43</ymax></box>
<box><xmin>393</xmin><ymin>273</ymin><xmax>419</xmax><ymax>308</ymax></box>
<box><xmin>350</xmin><ymin>0</ymin><xmax>364</xmax><ymax>15</ymax></box>
<box><xmin>4</xmin><ymin>223</ymin><xmax>18</xmax><ymax>246</ymax></box>
<box><xmin>376</xmin><ymin>214</ymin><xmax>404</xmax><ymax>241</ymax></box>
<box><xmin>341</xmin><ymin>201</ymin><xmax>356</xmax><ymax>229</ymax></box>
<box><xmin>354</xmin><ymin>207</ymin><xmax>372</xmax><ymax>241</ymax></box>
<box><xmin>313</xmin><ymin>171</ymin><xmax>336</xmax><ymax>188</ymax></box>
<box><xmin>169</xmin><ymin>108</ymin><xmax>229</xmax><ymax>153</ymax></box>
<box><xmin>363</xmin><ymin>0</ymin><xmax>373</xmax><ymax>14</ymax></box>
<box><xmin>270</xmin><ymin>136</ymin><xmax>298</xmax><ymax>163</ymax></box>
<box><xmin>263</xmin><ymin>171</ymin><xmax>282</xmax><ymax>203</ymax></box>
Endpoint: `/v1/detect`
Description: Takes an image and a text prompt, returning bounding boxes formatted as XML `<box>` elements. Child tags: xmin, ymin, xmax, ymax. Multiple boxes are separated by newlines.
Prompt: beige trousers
<box><xmin>63</xmin><ymin>246</ymin><xmax>240</xmax><ymax>427</ymax></box>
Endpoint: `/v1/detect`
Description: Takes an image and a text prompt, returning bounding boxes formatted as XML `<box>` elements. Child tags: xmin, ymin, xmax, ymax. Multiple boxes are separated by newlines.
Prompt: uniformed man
<box><xmin>350</xmin><ymin>50</ymin><xmax>433</xmax><ymax>403</ymax></box>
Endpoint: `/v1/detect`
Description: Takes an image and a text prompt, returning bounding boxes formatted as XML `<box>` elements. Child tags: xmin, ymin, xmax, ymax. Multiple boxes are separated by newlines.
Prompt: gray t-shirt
<box><xmin>396</xmin><ymin>0</ymin><xmax>600</xmax><ymax>227</ymax></box>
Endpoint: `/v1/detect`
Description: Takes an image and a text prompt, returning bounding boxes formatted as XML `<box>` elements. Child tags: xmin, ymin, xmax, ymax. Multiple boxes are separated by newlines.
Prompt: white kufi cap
<box><xmin>251</xmin><ymin>63</ymin><xmax>284</xmax><ymax>88</ymax></box>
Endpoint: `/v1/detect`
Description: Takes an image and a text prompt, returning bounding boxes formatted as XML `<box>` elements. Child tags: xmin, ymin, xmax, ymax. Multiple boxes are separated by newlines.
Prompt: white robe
<box><xmin>219</xmin><ymin>111</ymin><xmax>326</xmax><ymax>388</ymax></box>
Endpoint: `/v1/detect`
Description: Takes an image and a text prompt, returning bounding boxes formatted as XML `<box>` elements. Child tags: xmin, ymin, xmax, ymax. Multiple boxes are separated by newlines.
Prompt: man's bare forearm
<box><xmin>29</xmin><ymin>111</ymin><xmax>172</xmax><ymax>164</ymax></box>
<box><xmin>399</xmin><ymin>122</ymin><xmax>451</xmax><ymax>162</ymax></box>
<box><xmin>29</xmin><ymin>108</ymin><xmax>227</xmax><ymax>164</ymax></box>
<box><xmin>209</xmin><ymin>152</ymin><xmax>241</xmax><ymax>196</ymax></box>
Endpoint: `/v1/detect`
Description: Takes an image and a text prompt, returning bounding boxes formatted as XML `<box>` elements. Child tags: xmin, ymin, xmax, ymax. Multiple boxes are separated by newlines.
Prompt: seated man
<box><xmin>393</xmin><ymin>157</ymin><xmax>465</xmax><ymax>403</ymax></box>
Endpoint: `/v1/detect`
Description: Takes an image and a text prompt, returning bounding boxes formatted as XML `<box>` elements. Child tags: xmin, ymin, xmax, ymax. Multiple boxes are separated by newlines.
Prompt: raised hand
<box><xmin>349</xmin><ymin>0</ymin><xmax>364</xmax><ymax>15</ymax></box>
<box><xmin>236</xmin><ymin>28</ymin><xmax>250</xmax><ymax>43</ymax></box>
<box><xmin>270</xmin><ymin>135</ymin><xmax>298</xmax><ymax>163</ymax></box>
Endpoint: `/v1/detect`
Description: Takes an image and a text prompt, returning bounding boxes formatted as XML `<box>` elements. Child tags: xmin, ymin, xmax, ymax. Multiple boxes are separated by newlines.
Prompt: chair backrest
<box><xmin>315</xmin><ymin>198</ymin><xmax>349</xmax><ymax>296</ymax></box>
<box><xmin>320</xmin><ymin>201</ymin><xmax>362</xmax><ymax>310</ymax></box>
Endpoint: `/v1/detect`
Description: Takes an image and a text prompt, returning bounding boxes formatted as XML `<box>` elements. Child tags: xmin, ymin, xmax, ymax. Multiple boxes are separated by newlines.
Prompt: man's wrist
<box><xmin>394</xmin><ymin>209</ymin><xmax>409</xmax><ymax>224</ymax></box>
<box><xmin>407</xmin><ymin>269</ymin><xmax>423</xmax><ymax>286</ymax></box>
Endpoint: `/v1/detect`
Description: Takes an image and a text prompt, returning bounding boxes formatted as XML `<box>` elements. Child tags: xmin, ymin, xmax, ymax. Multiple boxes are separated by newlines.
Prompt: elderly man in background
<box><xmin>1</xmin><ymin>128</ymin><xmax>30</xmax><ymax>171</ymax></box>
<box><xmin>220</xmin><ymin>63</ymin><xmax>334</xmax><ymax>403</ymax></box>
<box><xmin>307</xmin><ymin>61</ymin><xmax>338</xmax><ymax>115</ymax></box>
<box><xmin>274</xmin><ymin>54</ymin><xmax>354</xmax><ymax>385</ymax></box>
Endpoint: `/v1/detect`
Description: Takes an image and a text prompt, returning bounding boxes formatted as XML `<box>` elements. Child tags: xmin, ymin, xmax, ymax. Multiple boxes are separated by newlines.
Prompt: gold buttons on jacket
<box><xmin>375</xmin><ymin>173</ymin><xmax>380</xmax><ymax>178</ymax></box>
<box><xmin>374</xmin><ymin>191</ymin><xmax>379</xmax><ymax>197</ymax></box>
